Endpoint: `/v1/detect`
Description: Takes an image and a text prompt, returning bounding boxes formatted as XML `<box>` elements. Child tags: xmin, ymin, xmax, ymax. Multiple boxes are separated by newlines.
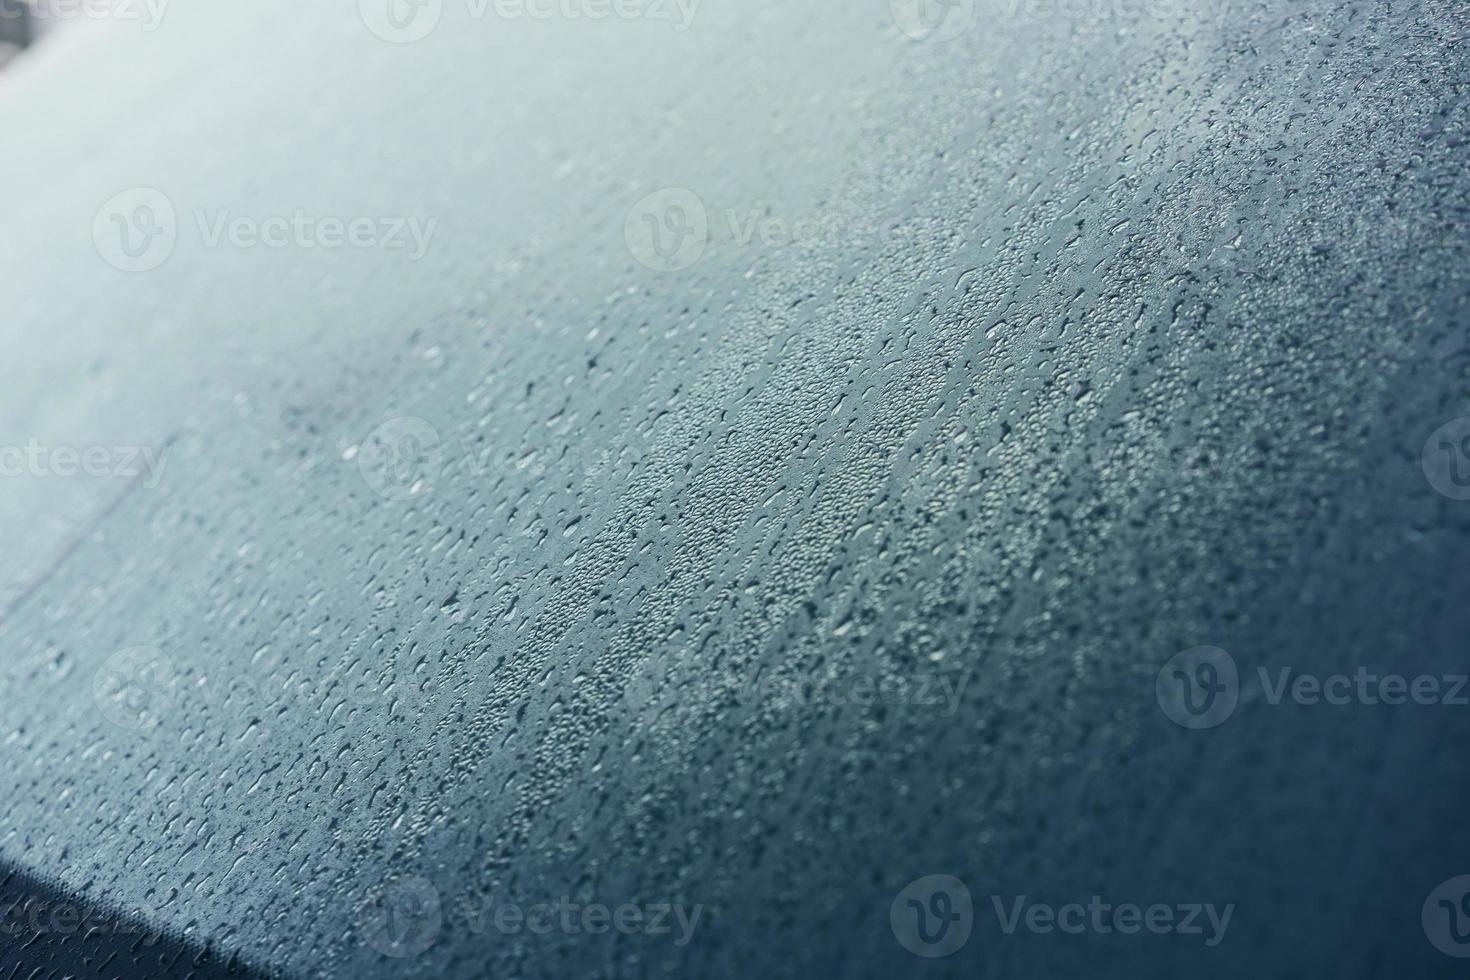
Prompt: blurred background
<box><xmin>0</xmin><ymin>0</ymin><xmax>29</xmax><ymax>68</ymax></box>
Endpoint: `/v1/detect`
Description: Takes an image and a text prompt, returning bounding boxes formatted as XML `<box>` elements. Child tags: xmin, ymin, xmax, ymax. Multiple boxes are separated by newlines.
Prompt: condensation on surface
<box><xmin>0</xmin><ymin>0</ymin><xmax>1467</xmax><ymax>977</ymax></box>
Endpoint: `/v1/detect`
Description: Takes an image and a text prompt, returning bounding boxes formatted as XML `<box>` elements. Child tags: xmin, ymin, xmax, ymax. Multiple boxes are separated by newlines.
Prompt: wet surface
<box><xmin>0</xmin><ymin>0</ymin><xmax>1468</xmax><ymax>977</ymax></box>
<box><xmin>0</xmin><ymin>863</ymin><xmax>263</xmax><ymax>979</ymax></box>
